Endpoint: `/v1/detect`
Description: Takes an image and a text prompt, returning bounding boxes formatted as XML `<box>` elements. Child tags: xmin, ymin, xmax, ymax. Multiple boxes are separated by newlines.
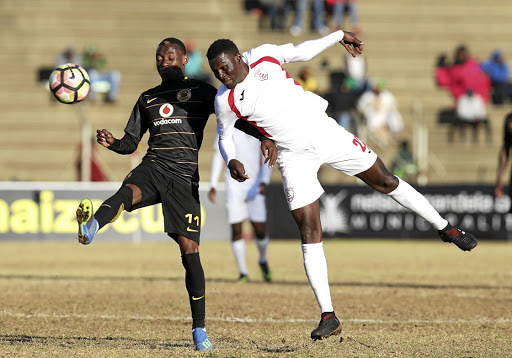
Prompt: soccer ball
<box><xmin>49</xmin><ymin>63</ymin><xmax>91</xmax><ymax>104</ymax></box>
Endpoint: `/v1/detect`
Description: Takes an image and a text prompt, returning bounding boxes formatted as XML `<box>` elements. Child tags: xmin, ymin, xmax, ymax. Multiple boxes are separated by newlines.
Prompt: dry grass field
<box><xmin>0</xmin><ymin>239</ymin><xmax>511</xmax><ymax>358</ymax></box>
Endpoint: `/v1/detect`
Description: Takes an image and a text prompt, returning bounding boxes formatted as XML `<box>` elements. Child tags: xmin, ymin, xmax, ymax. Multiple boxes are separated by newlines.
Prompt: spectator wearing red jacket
<box><xmin>436</xmin><ymin>45</ymin><xmax>491</xmax><ymax>104</ymax></box>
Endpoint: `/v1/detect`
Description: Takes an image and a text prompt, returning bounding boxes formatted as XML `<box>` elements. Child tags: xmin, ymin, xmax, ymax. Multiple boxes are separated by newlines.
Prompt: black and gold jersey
<box><xmin>110</xmin><ymin>77</ymin><xmax>217</xmax><ymax>186</ymax></box>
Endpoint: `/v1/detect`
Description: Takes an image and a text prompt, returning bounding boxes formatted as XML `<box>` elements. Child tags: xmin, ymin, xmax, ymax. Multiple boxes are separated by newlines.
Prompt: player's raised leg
<box><xmin>76</xmin><ymin>184</ymin><xmax>138</xmax><ymax>245</ymax></box>
<box><xmin>356</xmin><ymin>157</ymin><xmax>478</xmax><ymax>251</ymax></box>
<box><xmin>292</xmin><ymin>200</ymin><xmax>342</xmax><ymax>340</ymax></box>
<box><xmin>76</xmin><ymin>199</ymin><xmax>98</xmax><ymax>245</ymax></box>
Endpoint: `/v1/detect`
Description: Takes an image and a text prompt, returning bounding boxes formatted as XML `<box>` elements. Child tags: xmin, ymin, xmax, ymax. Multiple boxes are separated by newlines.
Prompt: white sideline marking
<box><xmin>2</xmin><ymin>310</ymin><xmax>511</xmax><ymax>325</ymax></box>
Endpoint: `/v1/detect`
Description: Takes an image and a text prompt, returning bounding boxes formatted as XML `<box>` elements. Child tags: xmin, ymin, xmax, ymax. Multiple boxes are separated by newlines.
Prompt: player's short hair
<box><xmin>158</xmin><ymin>38</ymin><xmax>187</xmax><ymax>54</ymax></box>
<box><xmin>207</xmin><ymin>39</ymin><xmax>240</xmax><ymax>61</ymax></box>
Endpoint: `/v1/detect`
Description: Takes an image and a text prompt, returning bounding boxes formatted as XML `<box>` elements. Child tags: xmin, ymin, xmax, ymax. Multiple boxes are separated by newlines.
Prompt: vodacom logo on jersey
<box><xmin>159</xmin><ymin>103</ymin><xmax>174</xmax><ymax>117</ymax></box>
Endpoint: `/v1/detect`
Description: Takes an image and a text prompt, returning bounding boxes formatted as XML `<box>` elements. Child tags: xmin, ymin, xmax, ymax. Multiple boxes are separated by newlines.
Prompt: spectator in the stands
<box><xmin>326</xmin><ymin>0</ymin><xmax>361</xmax><ymax>34</ymax></box>
<box><xmin>290</xmin><ymin>0</ymin><xmax>329</xmax><ymax>36</ymax></box>
<box><xmin>244</xmin><ymin>0</ymin><xmax>292</xmax><ymax>32</ymax></box>
<box><xmin>454</xmin><ymin>88</ymin><xmax>492</xmax><ymax>144</ymax></box>
<box><xmin>82</xmin><ymin>46</ymin><xmax>122</xmax><ymax>104</ymax></box>
<box><xmin>344</xmin><ymin>52</ymin><xmax>368</xmax><ymax>94</ymax></box>
<box><xmin>263</xmin><ymin>0</ymin><xmax>292</xmax><ymax>31</ymax></box>
<box><xmin>436</xmin><ymin>45</ymin><xmax>491</xmax><ymax>105</ymax></box>
<box><xmin>297</xmin><ymin>67</ymin><xmax>319</xmax><ymax>93</ymax></box>
<box><xmin>480</xmin><ymin>49</ymin><xmax>512</xmax><ymax>105</ymax></box>
<box><xmin>357</xmin><ymin>79</ymin><xmax>403</xmax><ymax>148</ymax></box>
<box><xmin>325</xmin><ymin>77</ymin><xmax>360</xmax><ymax>134</ymax></box>
<box><xmin>435</xmin><ymin>45</ymin><xmax>491</xmax><ymax>140</ymax></box>
<box><xmin>55</xmin><ymin>47</ymin><xmax>82</xmax><ymax>68</ymax></box>
<box><xmin>184</xmin><ymin>40</ymin><xmax>212</xmax><ymax>84</ymax></box>
<box><xmin>390</xmin><ymin>140</ymin><xmax>418</xmax><ymax>183</ymax></box>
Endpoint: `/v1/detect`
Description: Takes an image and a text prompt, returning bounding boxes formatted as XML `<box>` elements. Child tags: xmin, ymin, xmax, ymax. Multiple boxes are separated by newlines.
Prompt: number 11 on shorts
<box><xmin>185</xmin><ymin>213</ymin><xmax>200</xmax><ymax>232</ymax></box>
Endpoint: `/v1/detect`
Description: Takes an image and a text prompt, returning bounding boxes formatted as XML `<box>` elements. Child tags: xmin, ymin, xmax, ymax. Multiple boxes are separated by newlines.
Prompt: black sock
<box><xmin>182</xmin><ymin>252</ymin><xmax>206</xmax><ymax>329</ymax></box>
<box><xmin>94</xmin><ymin>186</ymin><xmax>133</xmax><ymax>229</ymax></box>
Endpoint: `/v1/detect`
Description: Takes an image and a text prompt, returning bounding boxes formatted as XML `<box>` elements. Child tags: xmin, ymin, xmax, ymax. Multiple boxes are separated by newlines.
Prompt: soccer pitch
<box><xmin>0</xmin><ymin>239</ymin><xmax>511</xmax><ymax>357</ymax></box>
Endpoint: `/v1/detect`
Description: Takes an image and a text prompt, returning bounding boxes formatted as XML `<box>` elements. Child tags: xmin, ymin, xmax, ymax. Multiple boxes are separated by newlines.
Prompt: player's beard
<box><xmin>159</xmin><ymin>66</ymin><xmax>184</xmax><ymax>81</ymax></box>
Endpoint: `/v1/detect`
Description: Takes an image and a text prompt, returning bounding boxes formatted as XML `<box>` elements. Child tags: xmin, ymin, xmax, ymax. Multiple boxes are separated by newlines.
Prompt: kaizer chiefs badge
<box><xmin>177</xmin><ymin>89</ymin><xmax>192</xmax><ymax>102</ymax></box>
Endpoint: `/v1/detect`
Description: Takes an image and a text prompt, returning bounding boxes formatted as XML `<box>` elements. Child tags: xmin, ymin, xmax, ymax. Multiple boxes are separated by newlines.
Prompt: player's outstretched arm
<box><xmin>261</xmin><ymin>139</ymin><xmax>277</xmax><ymax>168</ymax></box>
<box><xmin>285</xmin><ymin>30</ymin><xmax>364</xmax><ymax>64</ymax></box>
<box><xmin>228</xmin><ymin>159</ymin><xmax>249</xmax><ymax>182</ymax></box>
<box><xmin>339</xmin><ymin>31</ymin><xmax>364</xmax><ymax>57</ymax></box>
<box><xmin>96</xmin><ymin>129</ymin><xmax>116</xmax><ymax>148</ymax></box>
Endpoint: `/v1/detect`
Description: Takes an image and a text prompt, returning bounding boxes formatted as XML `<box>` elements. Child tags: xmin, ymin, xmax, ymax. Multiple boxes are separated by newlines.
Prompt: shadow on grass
<box><xmin>0</xmin><ymin>334</ymin><xmax>188</xmax><ymax>349</ymax></box>
<box><xmin>1</xmin><ymin>274</ymin><xmax>511</xmax><ymax>290</ymax></box>
<box><xmin>258</xmin><ymin>346</ymin><xmax>297</xmax><ymax>353</ymax></box>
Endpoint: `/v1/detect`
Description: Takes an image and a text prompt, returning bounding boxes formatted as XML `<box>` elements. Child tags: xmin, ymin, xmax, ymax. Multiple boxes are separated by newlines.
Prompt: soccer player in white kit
<box><xmin>207</xmin><ymin>30</ymin><xmax>478</xmax><ymax>340</ymax></box>
<box><xmin>208</xmin><ymin>131</ymin><xmax>273</xmax><ymax>282</ymax></box>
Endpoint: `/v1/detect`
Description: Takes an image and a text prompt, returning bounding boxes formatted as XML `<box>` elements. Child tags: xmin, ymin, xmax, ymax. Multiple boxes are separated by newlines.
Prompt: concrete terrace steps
<box><xmin>2</xmin><ymin>0</ymin><xmax>512</xmax><ymax>184</ymax></box>
<box><xmin>1</xmin><ymin>1</ymin><xmax>254</xmax><ymax>182</ymax></box>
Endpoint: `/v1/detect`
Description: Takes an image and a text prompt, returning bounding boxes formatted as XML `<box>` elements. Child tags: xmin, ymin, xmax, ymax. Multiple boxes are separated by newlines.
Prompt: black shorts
<box><xmin>123</xmin><ymin>161</ymin><xmax>201</xmax><ymax>243</ymax></box>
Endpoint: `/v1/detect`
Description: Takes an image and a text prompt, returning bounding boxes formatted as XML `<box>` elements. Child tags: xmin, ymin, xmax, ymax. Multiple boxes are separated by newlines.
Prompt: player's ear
<box><xmin>183</xmin><ymin>54</ymin><xmax>189</xmax><ymax>66</ymax></box>
<box><xmin>235</xmin><ymin>54</ymin><xmax>242</xmax><ymax>63</ymax></box>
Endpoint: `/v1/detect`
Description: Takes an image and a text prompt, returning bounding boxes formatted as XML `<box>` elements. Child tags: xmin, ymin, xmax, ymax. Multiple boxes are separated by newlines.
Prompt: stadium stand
<box><xmin>1</xmin><ymin>0</ymin><xmax>511</xmax><ymax>184</ymax></box>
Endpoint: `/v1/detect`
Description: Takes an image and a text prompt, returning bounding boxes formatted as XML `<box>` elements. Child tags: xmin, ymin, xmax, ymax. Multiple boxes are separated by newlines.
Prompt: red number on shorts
<box><xmin>352</xmin><ymin>135</ymin><xmax>367</xmax><ymax>152</ymax></box>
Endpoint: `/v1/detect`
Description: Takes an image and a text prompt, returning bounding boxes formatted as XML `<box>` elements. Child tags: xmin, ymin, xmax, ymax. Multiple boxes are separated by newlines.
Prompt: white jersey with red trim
<box><xmin>215</xmin><ymin>31</ymin><xmax>345</xmax><ymax>164</ymax></box>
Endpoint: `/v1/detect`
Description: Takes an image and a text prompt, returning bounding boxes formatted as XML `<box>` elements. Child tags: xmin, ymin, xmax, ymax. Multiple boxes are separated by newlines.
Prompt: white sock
<box><xmin>302</xmin><ymin>242</ymin><xmax>334</xmax><ymax>313</ymax></box>
<box><xmin>255</xmin><ymin>235</ymin><xmax>269</xmax><ymax>264</ymax></box>
<box><xmin>231</xmin><ymin>239</ymin><xmax>248</xmax><ymax>275</ymax></box>
<box><xmin>388</xmin><ymin>177</ymin><xmax>448</xmax><ymax>230</ymax></box>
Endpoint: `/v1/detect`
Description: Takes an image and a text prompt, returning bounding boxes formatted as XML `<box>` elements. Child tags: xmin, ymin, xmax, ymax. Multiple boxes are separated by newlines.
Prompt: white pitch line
<box><xmin>1</xmin><ymin>310</ymin><xmax>511</xmax><ymax>325</ymax></box>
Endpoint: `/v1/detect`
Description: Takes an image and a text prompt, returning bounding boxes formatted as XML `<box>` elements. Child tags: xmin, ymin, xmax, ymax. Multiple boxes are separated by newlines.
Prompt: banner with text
<box><xmin>266</xmin><ymin>184</ymin><xmax>512</xmax><ymax>241</ymax></box>
<box><xmin>0</xmin><ymin>182</ymin><xmax>229</xmax><ymax>241</ymax></box>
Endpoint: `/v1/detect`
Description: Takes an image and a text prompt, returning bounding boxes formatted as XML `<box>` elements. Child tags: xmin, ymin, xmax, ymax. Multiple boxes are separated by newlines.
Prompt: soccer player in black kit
<box><xmin>75</xmin><ymin>37</ymin><xmax>276</xmax><ymax>351</ymax></box>
<box><xmin>495</xmin><ymin>111</ymin><xmax>512</xmax><ymax>206</ymax></box>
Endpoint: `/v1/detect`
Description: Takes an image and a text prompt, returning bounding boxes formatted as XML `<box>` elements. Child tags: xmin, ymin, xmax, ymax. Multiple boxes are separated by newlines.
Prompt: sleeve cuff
<box><xmin>107</xmin><ymin>138</ymin><xmax>120</xmax><ymax>151</ymax></box>
<box><xmin>334</xmin><ymin>30</ymin><xmax>344</xmax><ymax>42</ymax></box>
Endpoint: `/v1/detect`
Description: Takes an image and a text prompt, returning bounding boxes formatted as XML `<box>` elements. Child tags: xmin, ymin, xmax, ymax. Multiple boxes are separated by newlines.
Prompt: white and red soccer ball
<box><xmin>49</xmin><ymin>63</ymin><xmax>90</xmax><ymax>104</ymax></box>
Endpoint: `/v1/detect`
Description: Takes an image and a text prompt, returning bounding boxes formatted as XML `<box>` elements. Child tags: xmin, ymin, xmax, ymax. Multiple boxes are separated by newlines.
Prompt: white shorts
<box><xmin>225</xmin><ymin>180</ymin><xmax>267</xmax><ymax>224</ymax></box>
<box><xmin>277</xmin><ymin>120</ymin><xmax>377</xmax><ymax>211</ymax></box>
